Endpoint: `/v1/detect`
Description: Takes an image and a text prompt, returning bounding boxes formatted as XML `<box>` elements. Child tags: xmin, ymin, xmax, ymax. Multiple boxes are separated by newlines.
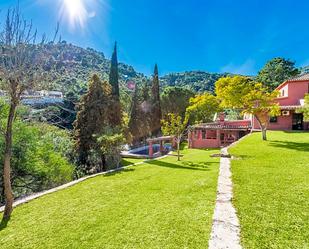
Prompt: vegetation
<box><xmin>128</xmin><ymin>83</ymin><xmax>152</xmax><ymax>144</ymax></box>
<box><xmin>297</xmin><ymin>94</ymin><xmax>309</xmax><ymax>121</ymax></box>
<box><xmin>161</xmin><ymin>86</ymin><xmax>195</xmax><ymax>119</ymax></box>
<box><xmin>160</xmin><ymin>71</ymin><xmax>231</xmax><ymax>93</ymax></box>
<box><xmin>0</xmin><ymin>101</ymin><xmax>74</xmax><ymax>205</ymax></box>
<box><xmin>0</xmin><ymin>7</ymin><xmax>61</xmax><ymax>220</ymax></box>
<box><xmin>0</xmin><ymin>147</ymin><xmax>220</xmax><ymax>249</ymax></box>
<box><xmin>230</xmin><ymin>131</ymin><xmax>309</xmax><ymax>248</ymax></box>
<box><xmin>215</xmin><ymin>76</ymin><xmax>280</xmax><ymax>140</ymax></box>
<box><xmin>161</xmin><ymin>114</ymin><xmax>187</xmax><ymax>161</ymax></box>
<box><xmin>74</xmin><ymin>75</ymin><xmax>114</xmax><ymax>172</ymax></box>
<box><xmin>186</xmin><ymin>93</ymin><xmax>221</xmax><ymax>124</ymax></box>
<box><xmin>128</xmin><ymin>66</ymin><xmax>163</xmax><ymax>144</ymax></box>
<box><xmin>97</xmin><ymin>126</ymin><xmax>125</xmax><ymax>170</ymax></box>
<box><xmin>108</xmin><ymin>42</ymin><xmax>122</xmax><ymax>126</ymax></box>
<box><xmin>256</xmin><ymin>57</ymin><xmax>300</xmax><ymax>91</ymax></box>
<box><xmin>150</xmin><ymin>64</ymin><xmax>162</xmax><ymax>135</ymax></box>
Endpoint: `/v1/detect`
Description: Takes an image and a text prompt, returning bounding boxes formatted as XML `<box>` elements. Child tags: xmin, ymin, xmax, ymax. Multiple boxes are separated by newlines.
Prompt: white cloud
<box><xmin>220</xmin><ymin>59</ymin><xmax>256</xmax><ymax>75</ymax></box>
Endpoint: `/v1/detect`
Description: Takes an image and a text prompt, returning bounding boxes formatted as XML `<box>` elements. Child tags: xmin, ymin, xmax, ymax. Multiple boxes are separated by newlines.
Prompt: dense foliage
<box><xmin>0</xmin><ymin>103</ymin><xmax>74</xmax><ymax>204</ymax></box>
<box><xmin>74</xmin><ymin>74</ymin><xmax>114</xmax><ymax>172</ymax></box>
<box><xmin>256</xmin><ymin>57</ymin><xmax>300</xmax><ymax>91</ymax></box>
<box><xmin>150</xmin><ymin>64</ymin><xmax>162</xmax><ymax>135</ymax></box>
<box><xmin>215</xmin><ymin>76</ymin><xmax>280</xmax><ymax>140</ymax></box>
<box><xmin>186</xmin><ymin>93</ymin><xmax>221</xmax><ymax>124</ymax></box>
<box><xmin>161</xmin><ymin>86</ymin><xmax>195</xmax><ymax>119</ymax></box>
<box><xmin>128</xmin><ymin>83</ymin><xmax>152</xmax><ymax>144</ymax></box>
<box><xmin>160</xmin><ymin>71</ymin><xmax>231</xmax><ymax>93</ymax></box>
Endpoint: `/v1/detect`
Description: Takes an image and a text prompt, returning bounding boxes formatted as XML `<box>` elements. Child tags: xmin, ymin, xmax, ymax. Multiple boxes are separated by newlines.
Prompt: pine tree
<box><xmin>150</xmin><ymin>64</ymin><xmax>162</xmax><ymax>135</ymax></box>
<box><xmin>108</xmin><ymin>42</ymin><xmax>122</xmax><ymax>126</ymax></box>
<box><xmin>74</xmin><ymin>74</ymin><xmax>112</xmax><ymax>172</ymax></box>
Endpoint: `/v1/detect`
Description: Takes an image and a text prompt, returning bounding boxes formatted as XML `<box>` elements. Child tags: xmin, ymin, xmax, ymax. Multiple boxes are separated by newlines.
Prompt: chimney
<box><xmin>219</xmin><ymin>112</ymin><xmax>225</xmax><ymax>125</ymax></box>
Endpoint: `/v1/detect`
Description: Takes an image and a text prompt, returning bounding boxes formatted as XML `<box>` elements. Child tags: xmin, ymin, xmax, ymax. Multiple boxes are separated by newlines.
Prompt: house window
<box><xmin>202</xmin><ymin>130</ymin><xmax>206</xmax><ymax>139</ymax></box>
<box><xmin>282</xmin><ymin>89</ymin><xmax>285</xmax><ymax>97</ymax></box>
<box><xmin>270</xmin><ymin>116</ymin><xmax>278</xmax><ymax>123</ymax></box>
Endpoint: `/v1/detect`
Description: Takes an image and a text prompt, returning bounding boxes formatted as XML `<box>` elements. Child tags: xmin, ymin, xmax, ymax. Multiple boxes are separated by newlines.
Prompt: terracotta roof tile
<box><xmin>286</xmin><ymin>73</ymin><xmax>309</xmax><ymax>82</ymax></box>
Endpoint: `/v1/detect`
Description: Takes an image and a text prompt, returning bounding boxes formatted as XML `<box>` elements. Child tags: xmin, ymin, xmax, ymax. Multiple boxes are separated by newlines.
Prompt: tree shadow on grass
<box><xmin>103</xmin><ymin>168</ymin><xmax>135</xmax><ymax>177</ymax></box>
<box><xmin>0</xmin><ymin>217</ymin><xmax>9</xmax><ymax>231</ymax></box>
<box><xmin>269</xmin><ymin>140</ymin><xmax>309</xmax><ymax>152</ymax></box>
<box><xmin>145</xmin><ymin>160</ymin><xmax>210</xmax><ymax>171</ymax></box>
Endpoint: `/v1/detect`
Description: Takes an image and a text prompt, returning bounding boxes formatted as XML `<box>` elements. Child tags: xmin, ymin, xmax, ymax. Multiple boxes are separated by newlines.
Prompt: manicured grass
<box><xmin>230</xmin><ymin>131</ymin><xmax>309</xmax><ymax>249</ymax></box>
<box><xmin>0</xmin><ymin>147</ymin><xmax>219</xmax><ymax>249</ymax></box>
<box><xmin>120</xmin><ymin>157</ymin><xmax>145</xmax><ymax>166</ymax></box>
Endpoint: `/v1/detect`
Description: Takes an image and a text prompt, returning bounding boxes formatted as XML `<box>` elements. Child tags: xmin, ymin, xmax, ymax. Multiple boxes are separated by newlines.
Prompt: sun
<box><xmin>60</xmin><ymin>0</ymin><xmax>90</xmax><ymax>30</ymax></box>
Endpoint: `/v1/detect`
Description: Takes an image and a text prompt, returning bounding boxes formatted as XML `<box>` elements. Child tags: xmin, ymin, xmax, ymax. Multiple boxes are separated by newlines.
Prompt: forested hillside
<box><xmin>8</xmin><ymin>42</ymin><xmax>228</xmax><ymax>96</ymax></box>
<box><xmin>160</xmin><ymin>71</ymin><xmax>231</xmax><ymax>93</ymax></box>
<box><xmin>39</xmin><ymin>42</ymin><xmax>146</xmax><ymax>97</ymax></box>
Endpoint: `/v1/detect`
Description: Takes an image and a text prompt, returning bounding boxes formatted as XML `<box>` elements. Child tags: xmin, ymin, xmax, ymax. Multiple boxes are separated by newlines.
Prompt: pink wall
<box><xmin>277</xmin><ymin>81</ymin><xmax>309</xmax><ymax>105</ymax></box>
<box><xmin>191</xmin><ymin>138</ymin><xmax>220</xmax><ymax>148</ymax></box>
<box><xmin>252</xmin><ymin>114</ymin><xmax>292</xmax><ymax>130</ymax></box>
<box><xmin>188</xmin><ymin>129</ymin><xmax>220</xmax><ymax>148</ymax></box>
<box><xmin>188</xmin><ymin>129</ymin><xmax>248</xmax><ymax>148</ymax></box>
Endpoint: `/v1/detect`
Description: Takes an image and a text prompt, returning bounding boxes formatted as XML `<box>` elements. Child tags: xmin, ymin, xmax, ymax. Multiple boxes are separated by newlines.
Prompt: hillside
<box><xmin>16</xmin><ymin>42</ymin><xmax>228</xmax><ymax>96</ymax></box>
<box><xmin>160</xmin><ymin>71</ymin><xmax>231</xmax><ymax>93</ymax></box>
<box><xmin>40</xmin><ymin>42</ymin><xmax>146</xmax><ymax>96</ymax></box>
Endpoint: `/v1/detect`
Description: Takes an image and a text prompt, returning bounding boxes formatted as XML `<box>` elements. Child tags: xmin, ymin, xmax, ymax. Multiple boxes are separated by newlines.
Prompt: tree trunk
<box><xmin>255</xmin><ymin>115</ymin><xmax>267</xmax><ymax>141</ymax></box>
<box><xmin>2</xmin><ymin>102</ymin><xmax>17</xmax><ymax>221</ymax></box>
<box><xmin>177</xmin><ymin>140</ymin><xmax>180</xmax><ymax>161</ymax></box>
<box><xmin>101</xmin><ymin>154</ymin><xmax>107</xmax><ymax>172</ymax></box>
<box><xmin>262</xmin><ymin>128</ymin><xmax>267</xmax><ymax>141</ymax></box>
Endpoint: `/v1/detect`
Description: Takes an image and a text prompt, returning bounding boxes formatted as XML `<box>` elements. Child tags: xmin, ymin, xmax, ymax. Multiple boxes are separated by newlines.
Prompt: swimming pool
<box><xmin>121</xmin><ymin>144</ymin><xmax>172</xmax><ymax>158</ymax></box>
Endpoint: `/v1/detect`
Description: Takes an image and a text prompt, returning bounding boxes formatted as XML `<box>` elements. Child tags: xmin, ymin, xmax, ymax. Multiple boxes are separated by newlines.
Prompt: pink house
<box><xmin>251</xmin><ymin>73</ymin><xmax>309</xmax><ymax>131</ymax></box>
<box><xmin>188</xmin><ymin>113</ymin><xmax>251</xmax><ymax>149</ymax></box>
<box><xmin>188</xmin><ymin>74</ymin><xmax>309</xmax><ymax>149</ymax></box>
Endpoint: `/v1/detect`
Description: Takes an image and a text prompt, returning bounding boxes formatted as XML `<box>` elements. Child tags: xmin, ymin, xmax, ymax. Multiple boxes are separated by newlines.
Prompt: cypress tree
<box><xmin>150</xmin><ymin>64</ymin><xmax>162</xmax><ymax>135</ymax></box>
<box><xmin>108</xmin><ymin>42</ymin><xmax>122</xmax><ymax>126</ymax></box>
<box><xmin>109</xmin><ymin>42</ymin><xmax>120</xmax><ymax>98</ymax></box>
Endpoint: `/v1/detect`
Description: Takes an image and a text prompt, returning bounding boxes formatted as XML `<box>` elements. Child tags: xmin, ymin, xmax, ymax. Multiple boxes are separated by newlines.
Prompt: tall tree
<box><xmin>256</xmin><ymin>57</ymin><xmax>300</xmax><ymax>91</ymax></box>
<box><xmin>161</xmin><ymin>86</ymin><xmax>195</xmax><ymax>119</ymax></box>
<box><xmin>186</xmin><ymin>93</ymin><xmax>221</xmax><ymax>124</ymax></box>
<box><xmin>215</xmin><ymin>76</ymin><xmax>280</xmax><ymax>140</ymax></box>
<box><xmin>74</xmin><ymin>74</ymin><xmax>112</xmax><ymax>172</ymax></box>
<box><xmin>161</xmin><ymin>113</ymin><xmax>187</xmax><ymax>161</ymax></box>
<box><xmin>0</xmin><ymin>7</ymin><xmax>57</xmax><ymax>221</ymax></box>
<box><xmin>150</xmin><ymin>64</ymin><xmax>162</xmax><ymax>135</ymax></box>
<box><xmin>128</xmin><ymin>83</ymin><xmax>152</xmax><ymax>144</ymax></box>
<box><xmin>108</xmin><ymin>42</ymin><xmax>122</xmax><ymax>126</ymax></box>
<box><xmin>109</xmin><ymin>42</ymin><xmax>120</xmax><ymax>98</ymax></box>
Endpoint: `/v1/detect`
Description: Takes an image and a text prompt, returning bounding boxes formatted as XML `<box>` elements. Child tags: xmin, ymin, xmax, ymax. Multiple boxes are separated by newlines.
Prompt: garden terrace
<box><xmin>0</xmin><ymin>147</ymin><xmax>220</xmax><ymax>249</ymax></box>
<box><xmin>230</xmin><ymin>131</ymin><xmax>309</xmax><ymax>248</ymax></box>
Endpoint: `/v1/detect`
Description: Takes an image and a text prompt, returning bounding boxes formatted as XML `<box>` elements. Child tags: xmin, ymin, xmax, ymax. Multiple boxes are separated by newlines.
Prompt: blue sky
<box><xmin>0</xmin><ymin>0</ymin><xmax>309</xmax><ymax>76</ymax></box>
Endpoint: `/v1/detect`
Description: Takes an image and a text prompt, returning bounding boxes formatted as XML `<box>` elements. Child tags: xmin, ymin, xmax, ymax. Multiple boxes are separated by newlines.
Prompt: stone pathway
<box><xmin>208</xmin><ymin>147</ymin><xmax>242</xmax><ymax>249</ymax></box>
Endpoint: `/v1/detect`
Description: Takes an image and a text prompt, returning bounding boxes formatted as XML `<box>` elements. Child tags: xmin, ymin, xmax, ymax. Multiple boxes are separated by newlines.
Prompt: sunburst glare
<box><xmin>59</xmin><ymin>0</ymin><xmax>97</xmax><ymax>31</ymax></box>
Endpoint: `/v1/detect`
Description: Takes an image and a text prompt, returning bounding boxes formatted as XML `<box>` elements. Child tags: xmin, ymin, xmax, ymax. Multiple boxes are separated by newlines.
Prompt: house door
<box><xmin>292</xmin><ymin>113</ymin><xmax>303</xmax><ymax>130</ymax></box>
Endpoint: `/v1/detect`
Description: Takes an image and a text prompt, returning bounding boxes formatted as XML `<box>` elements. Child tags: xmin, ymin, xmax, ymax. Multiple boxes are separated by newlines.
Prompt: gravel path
<box><xmin>208</xmin><ymin>147</ymin><xmax>242</xmax><ymax>249</ymax></box>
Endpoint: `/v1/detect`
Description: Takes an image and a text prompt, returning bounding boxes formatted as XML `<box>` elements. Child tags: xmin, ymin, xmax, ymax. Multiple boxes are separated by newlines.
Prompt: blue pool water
<box><xmin>129</xmin><ymin>144</ymin><xmax>172</xmax><ymax>155</ymax></box>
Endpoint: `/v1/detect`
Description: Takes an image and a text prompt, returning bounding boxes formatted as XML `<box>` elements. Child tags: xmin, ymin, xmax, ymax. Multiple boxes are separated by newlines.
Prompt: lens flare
<box><xmin>60</xmin><ymin>0</ymin><xmax>96</xmax><ymax>30</ymax></box>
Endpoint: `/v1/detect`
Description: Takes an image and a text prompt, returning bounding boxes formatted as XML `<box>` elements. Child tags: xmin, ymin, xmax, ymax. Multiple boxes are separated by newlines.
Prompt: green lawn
<box><xmin>230</xmin><ymin>131</ymin><xmax>309</xmax><ymax>249</ymax></box>
<box><xmin>0</xmin><ymin>147</ymin><xmax>219</xmax><ymax>249</ymax></box>
<box><xmin>120</xmin><ymin>157</ymin><xmax>145</xmax><ymax>166</ymax></box>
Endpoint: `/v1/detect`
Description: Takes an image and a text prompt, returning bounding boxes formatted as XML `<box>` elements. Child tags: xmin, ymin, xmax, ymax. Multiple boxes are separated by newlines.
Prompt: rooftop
<box><xmin>286</xmin><ymin>73</ymin><xmax>309</xmax><ymax>82</ymax></box>
<box><xmin>193</xmin><ymin>120</ymin><xmax>252</xmax><ymax>130</ymax></box>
